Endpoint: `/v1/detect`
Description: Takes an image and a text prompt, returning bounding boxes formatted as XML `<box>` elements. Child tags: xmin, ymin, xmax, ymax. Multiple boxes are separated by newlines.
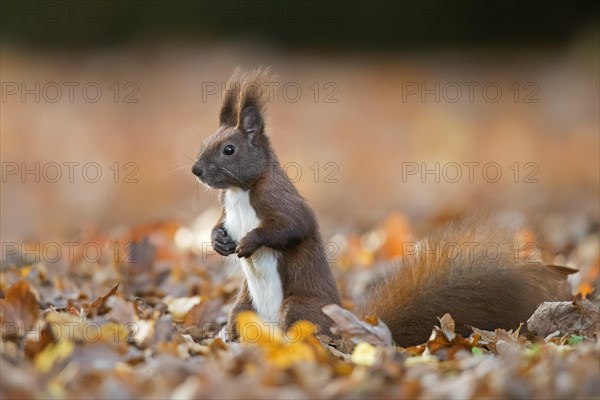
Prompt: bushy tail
<box><xmin>357</xmin><ymin>216</ymin><xmax>574</xmax><ymax>347</ymax></box>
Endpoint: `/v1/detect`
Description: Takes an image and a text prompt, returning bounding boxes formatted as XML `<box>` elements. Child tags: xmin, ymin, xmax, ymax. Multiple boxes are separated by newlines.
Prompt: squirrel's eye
<box><xmin>223</xmin><ymin>145</ymin><xmax>235</xmax><ymax>156</ymax></box>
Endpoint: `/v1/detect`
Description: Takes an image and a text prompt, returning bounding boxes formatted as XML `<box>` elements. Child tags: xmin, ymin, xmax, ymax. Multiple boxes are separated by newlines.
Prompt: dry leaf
<box><xmin>438</xmin><ymin>313</ymin><xmax>456</xmax><ymax>341</ymax></box>
<box><xmin>235</xmin><ymin>312</ymin><xmax>319</xmax><ymax>369</ymax></box>
<box><xmin>166</xmin><ymin>296</ymin><xmax>202</xmax><ymax>323</ymax></box>
<box><xmin>105</xmin><ymin>296</ymin><xmax>137</xmax><ymax>324</ymax></box>
<box><xmin>236</xmin><ymin>311</ymin><xmax>282</xmax><ymax>345</ymax></box>
<box><xmin>351</xmin><ymin>342</ymin><xmax>378</xmax><ymax>366</ymax></box>
<box><xmin>34</xmin><ymin>339</ymin><xmax>74</xmax><ymax>373</ymax></box>
<box><xmin>527</xmin><ymin>299</ymin><xmax>599</xmax><ymax>339</ymax></box>
<box><xmin>86</xmin><ymin>282</ymin><xmax>120</xmax><ymax>318</ymax></box>
<box><xmin>130</xmin><ymin>319</ymin><xmax>155</xmax><ymax>348</ymax></box>
<box><xmin>0</xmin><ymin>280</ymin><xmax>40</xmax><ymax>339</ymax></box>
<box><xmin>322</xmin><ymin>304</ymin><xmax>392</xmax><ymax>346</ymax></box>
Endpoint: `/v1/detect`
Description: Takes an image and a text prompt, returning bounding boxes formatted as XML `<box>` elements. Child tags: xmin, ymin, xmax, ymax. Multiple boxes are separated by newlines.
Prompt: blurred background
<box><xmin>1</xmin><ymin>4</ymin><xmax>599</xmax><ymax>398</ymax></box>
<box><xmin>1</xmin><ymin>0</ymin><xmax>599</xmax><ymax>245</ymax></box>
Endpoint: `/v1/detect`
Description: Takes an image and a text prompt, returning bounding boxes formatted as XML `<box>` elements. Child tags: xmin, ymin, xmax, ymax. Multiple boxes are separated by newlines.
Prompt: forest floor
<box><xmin>1</xmin><ymin>213</ymin><xmax>598</xmax><ymax>399</ymax></box>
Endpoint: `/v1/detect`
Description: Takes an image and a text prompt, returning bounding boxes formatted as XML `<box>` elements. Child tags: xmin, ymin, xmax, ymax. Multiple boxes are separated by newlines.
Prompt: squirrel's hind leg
<box><xmin>279</xmin><ymin>295</ymin><xmax>337</xmax><ymax>340</ymax></box>
<box><xmin>225</xmin><ymin>280</ymin><xmax>254</xmax><ymax>341</ymax></box>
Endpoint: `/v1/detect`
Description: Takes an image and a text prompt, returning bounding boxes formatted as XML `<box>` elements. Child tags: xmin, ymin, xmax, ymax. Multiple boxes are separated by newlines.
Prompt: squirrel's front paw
<box><xmin>211</xmin><ymin>227</ymin><xmax>237</xmax><ymax>256</ymax></box>
<box><xmin>236</xmin><ymin>235</ymin><xmax>261</xmax><ymax>258</ymax></box>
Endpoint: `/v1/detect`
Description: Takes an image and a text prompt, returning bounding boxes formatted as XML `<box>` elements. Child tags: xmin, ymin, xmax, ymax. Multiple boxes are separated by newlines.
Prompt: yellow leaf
<box><xmin>236</xmin><ymin>311</ymin><xmax>282</xmax><ymax>345</ymax></box>
<box><xmin>47</xmin><ymin>379</ymin><xmax>66</xmax><ymax>398</ymax></box>
<box><xmin>284</xmin><ymin>320</ymin><xmax>318</xmax><ymax>344</ymax></box>
<box><xmin>404</xmin><ymin>354</ymin><xmax>438</xmax><ymax>366</ymax></box>
<box><xmin>45</xmin><ymin>312</ymin><xmax>89</xmax><ymax>342</ymax></box>
<box><xmin>35</xmin><ymin>339</ymin><xmax>74</xmax><ymax>373</ymax></box>
<box><xmin>266</xmin><ymin>341</ymin><xmax>315</xmax><ymax>368</ymax></box>
<box><xmin>99</xmin><ymin>322</ymin><xmax>130</xmax><ymax>344</ymax></box>
<box><xmin>19</xmin><ymin>265</ymin><xmax>32</xmax><ymax>278</ymax></box>
<box><xmin>351</xmin><ymin>342</ymin><xmax>377</xmax><ymax>366</ymax></box>
<box><xmin>235</xmin><ymin>312</ymin><xmax>320</xmax><ymax>368</ymax></box>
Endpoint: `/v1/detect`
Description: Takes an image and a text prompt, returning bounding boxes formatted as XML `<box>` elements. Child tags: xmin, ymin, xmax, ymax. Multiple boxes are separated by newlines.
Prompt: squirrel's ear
<box><xmin>240</xmin><ymin>106</ymin><xmax>263</xmax><ymax>145</ymax></box>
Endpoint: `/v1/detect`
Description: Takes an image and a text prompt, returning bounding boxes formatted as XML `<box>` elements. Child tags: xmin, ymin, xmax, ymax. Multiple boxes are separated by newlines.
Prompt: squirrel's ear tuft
<box><xmin>219</xmin><ymin>68</ymin><xmax>242</xmax><ymax>127</ymax></box>
<box><xmin>220</xmin><ymin>66</ymin><xmax>275</xmax><ymax>133</ymax></box>
<box><xmin>219</xmin><ymin>89</ymin><xmax>238</xmax><ymax>127</ymax></box>
<box><xmin>240</xmin><ymin>106</ymin><xmax>263</xmax><ymax>145</ymax></box>
<box><xmin>237</xmin><ymin>67</ymin><xmax>274</xmax><ymax>131</ymax></box>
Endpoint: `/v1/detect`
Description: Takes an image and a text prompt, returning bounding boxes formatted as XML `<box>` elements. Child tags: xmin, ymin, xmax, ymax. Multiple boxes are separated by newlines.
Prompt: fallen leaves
<box><xmin>236</xmin><ymin>311</ymin><xmax>321</xmax><ymax>369</ymax></box>
<box><xmin>527</xmin><ymin>298</ymin><xmax>600</xmax><ymax>338</ymax></box>
<box><xmin>322</xmin><ymin>303</ymin><xmax>392</xmax><ymax>347</ymax></box>
<box><xmin>351</xmin><ymin>342</ymin><xmax>378</xmax><ymax>366</ymax></box>
<box><xmin>165</xmin><ymin>296</ymin><xmax>201</xmax><ymax>322</ymax></box>
<box><xmin>0</xmin><ymin>280</ymin><xmax>39</xmax><ymax>339</ymax></box>
<box><xmin>86</xmin><ymin>282</ymin><xmax>120</xmax><ymax>318</ymax></box>
<box><xmin>0</xmin><ymin>216</ymin><xmax>598</xmax><ymax>399</ymax></box>
<box><xmin>34</xmin><ymin>337</ymin><xmax>74</xmax><ymax>373</ymax></box>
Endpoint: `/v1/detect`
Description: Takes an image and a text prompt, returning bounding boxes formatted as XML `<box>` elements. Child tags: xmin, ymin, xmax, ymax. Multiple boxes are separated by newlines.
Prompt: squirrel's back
<box><xmin>358</xmin><ymin>217</ymin><xmax>573</xmax><ymax>347</ymax></box>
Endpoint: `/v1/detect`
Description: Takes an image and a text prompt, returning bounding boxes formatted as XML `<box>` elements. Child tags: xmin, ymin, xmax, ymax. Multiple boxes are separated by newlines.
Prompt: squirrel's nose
<box><xmin>192</xmin><ymin>162</ymin><xmax>203</xmax><ymax>178</ymax></box>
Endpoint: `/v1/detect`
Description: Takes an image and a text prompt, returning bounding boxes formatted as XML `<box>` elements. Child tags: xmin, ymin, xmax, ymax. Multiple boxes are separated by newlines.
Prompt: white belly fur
<box><xmin>223</xmin><ymin>188</ymin><xmax>283</xmax><ymax>324</ymax></box>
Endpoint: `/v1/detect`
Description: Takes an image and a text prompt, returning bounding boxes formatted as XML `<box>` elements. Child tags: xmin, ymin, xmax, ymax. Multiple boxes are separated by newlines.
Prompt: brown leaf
<box><xmin>470</xmin><ymin>327</ymin><xmax>498</xmax><ymax>345</ymax></box>
<box><xmin>527</xmin><ymin>299</ymin><xmax>599</xmax><ymax>339</ymax></box>
<box><xmin>495</xmin><ymin>325</ymin><xmax>524</xmax><ymax>344</ymax></box>
<box><xmin>470</xmin><ymin>325</ymin><xmax>526</xmax><ymax>354</ymax></box>
<box><xmin>183</xmin><ymin>299</ymin><xmax>223</xmax><ymax>340</ymax></box>
<box><xmin>419</xmin><ymin>314</ymin><xmax>476</xmax><ymax>359</ymax></box>
<box><xmin>86</xmin><ymin>282</ymin><xmax>120</xmax><ymax>318</ymax></box>
<box><xmin>322</xmin><ymin>304</ymin><xmax>392</xmax><ymax>347</ymax></box>
<box><xmin>106</xmin><ymin>296</ymin><xmax>137</xmax><ymax>325</ymax></box>
<box><xmin>438</xmin><ymin>313</ymin><xmax>456</xmax><ymax>341</ymax></box>
<box><xmin>426</xmin><ymin>328</ymin><xmax>452</xmax><ymax>353</ymax></box>
<box><xmin>0</xmin><ymin>280</ymin><xmax>40</xmax><ymax>339</ymax></box>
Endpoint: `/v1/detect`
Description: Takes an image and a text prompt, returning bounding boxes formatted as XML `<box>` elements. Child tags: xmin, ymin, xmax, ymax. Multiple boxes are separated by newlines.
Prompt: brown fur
<box><xmin>357</xmin><ymin>217</ymin><xmax>573</xmax><ymax>346</ymax></box>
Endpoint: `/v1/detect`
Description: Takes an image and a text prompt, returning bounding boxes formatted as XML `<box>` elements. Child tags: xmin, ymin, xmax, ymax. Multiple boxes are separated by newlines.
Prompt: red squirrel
<box><xmin>192</xmin><ymin>68</ymin><xmax>572</xmax><ymax>346</ymax></box>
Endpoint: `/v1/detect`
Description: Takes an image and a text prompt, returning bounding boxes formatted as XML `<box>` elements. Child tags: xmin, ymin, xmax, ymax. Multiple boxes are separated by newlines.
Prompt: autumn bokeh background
<box><xmin>1</xmin><ymin>3</ymin><xmax>600</xmax><ymax>397</ymax></box>
<box><xmin>1</xmin><ymin>1</ymin><xmax>599</xmax><ymax>248</ymax></box>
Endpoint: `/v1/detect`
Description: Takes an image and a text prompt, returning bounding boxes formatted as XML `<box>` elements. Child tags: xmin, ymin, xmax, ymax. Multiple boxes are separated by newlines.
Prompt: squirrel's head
<box><xmin>193</xmin><ymin>68</ymin><xmax>273</xmax><ymax>189</ymax></box>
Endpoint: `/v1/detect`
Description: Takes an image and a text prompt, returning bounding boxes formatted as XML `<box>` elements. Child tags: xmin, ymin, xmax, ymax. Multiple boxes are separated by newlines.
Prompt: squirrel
<box><xmin>192</xmin><ymin>68</ymin><xmax>573</xmax><ymax>346</ymax></box>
